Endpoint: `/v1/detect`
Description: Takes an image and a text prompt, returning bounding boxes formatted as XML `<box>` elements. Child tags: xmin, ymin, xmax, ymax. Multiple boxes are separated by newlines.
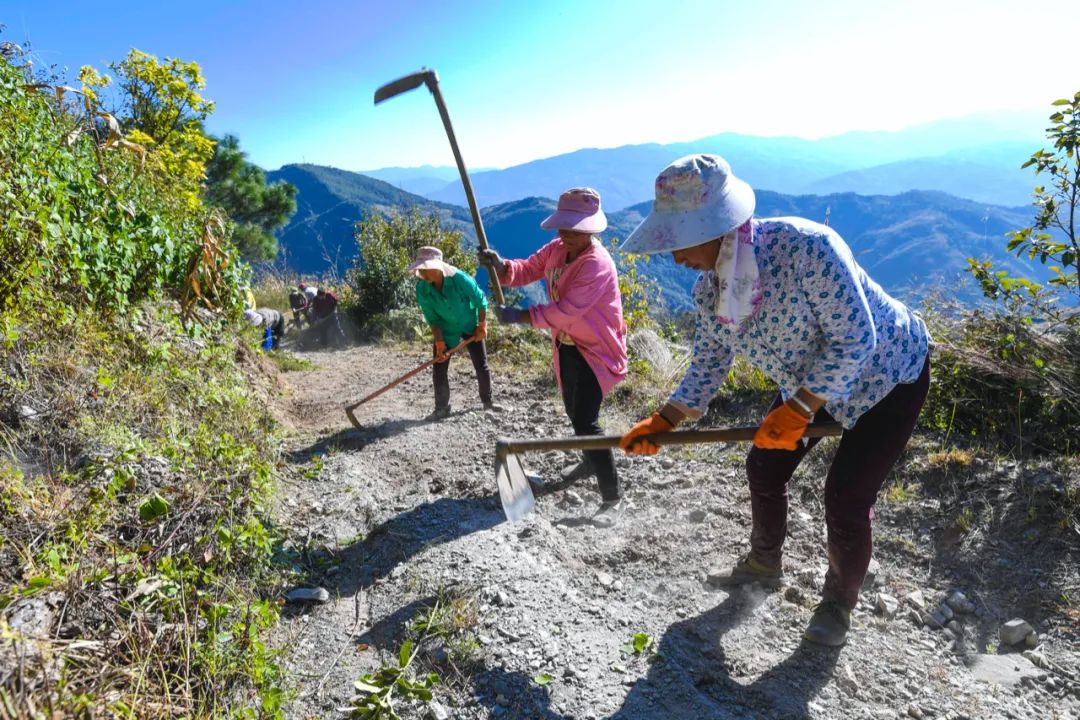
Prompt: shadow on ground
<box><xmin>326</xmin><ymin>495</ymin><xmax>504</xmax><ymax>599</ymax></box>
<box><xmin>389</xmin><ymin>589</ymin><xmax>841</xmax><ymax>719</ymax></box>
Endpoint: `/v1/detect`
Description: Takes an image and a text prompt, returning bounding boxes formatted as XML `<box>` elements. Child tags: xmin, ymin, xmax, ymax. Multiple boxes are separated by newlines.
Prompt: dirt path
<box><xmin>268</xmin><ymin>342</ymin><xmax>1077</xmax><ymax>720</ymax></box>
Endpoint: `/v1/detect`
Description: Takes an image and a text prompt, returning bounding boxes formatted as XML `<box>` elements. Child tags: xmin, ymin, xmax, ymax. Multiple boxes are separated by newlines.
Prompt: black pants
<box><xmin>558</xmin><ymin>343</ymin><xmax>620</xmax><ymax>501</ymax></box>
<box><xmin>745</xmin><ymin>356</ymin><xmax>930</xmax><ymax>609</ymax></box>
<box><xmin>433</xmin><ymin>335</ymin><xmax>492</xmax><ymax>410</ymax></box>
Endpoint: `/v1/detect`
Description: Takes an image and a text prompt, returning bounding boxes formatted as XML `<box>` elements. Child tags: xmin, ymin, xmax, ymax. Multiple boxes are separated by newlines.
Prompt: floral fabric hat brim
<box><xmin>620</xmin><ymin>175</ymin><xmax>755</xmax><ymax>255</ymax></box>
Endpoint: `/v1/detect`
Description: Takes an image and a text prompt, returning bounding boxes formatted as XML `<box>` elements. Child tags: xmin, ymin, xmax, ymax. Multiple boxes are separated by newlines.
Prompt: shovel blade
<box><xmin>496</xmin><ymin>453</ymin><xmax>534</xmax><ymax>523</ymax></box>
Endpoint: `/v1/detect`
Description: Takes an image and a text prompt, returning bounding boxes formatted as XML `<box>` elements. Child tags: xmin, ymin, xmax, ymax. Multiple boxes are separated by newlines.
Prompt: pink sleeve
<box><xmin>500</xmin><ymin>241</ymin><xmax>555</xmax><ymax>288</ymax></box>
<box><xmin>528</xmin><ymin>255</ymin><xmax>616</xmax><ymax>330</ymax></box>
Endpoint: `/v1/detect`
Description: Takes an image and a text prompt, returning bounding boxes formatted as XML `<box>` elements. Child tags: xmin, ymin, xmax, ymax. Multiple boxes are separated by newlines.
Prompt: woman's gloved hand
<box><xmin>753</xmin><ymin>401</ymin><xmax>810</xmax><ymax>450</ymax></box>
<box><xmin>495</xmin><ymin>306</ymin><xmax>529</xmax><ymax>325</ymax></box>
<box><xmin>478</xmin><ymin>248</ymin><xmax>506</xmax><ymax>270</ymax></box>
<box><xmin>619</xmin><ymin>412</ymin><xmax>673</xmax><ymax>455</ymax></box>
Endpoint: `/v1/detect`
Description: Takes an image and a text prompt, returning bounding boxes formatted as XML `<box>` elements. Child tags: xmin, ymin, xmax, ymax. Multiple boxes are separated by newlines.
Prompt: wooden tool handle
<box><xmin>499</xmin><ymin>423</ymin><xmax>843</xmax><ymax>454</ymax></box>
<box><xmin>345</xmin><ymin>339</ymin><xmax>471</xmax><ymax>412</ymax></box>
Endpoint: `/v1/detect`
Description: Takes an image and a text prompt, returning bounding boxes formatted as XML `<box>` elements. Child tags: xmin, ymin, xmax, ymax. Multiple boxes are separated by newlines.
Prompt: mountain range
<box><xmin>364</xmin><ymin>111</ymin><xmax>1046</xmax><ymax>211</ymax></box>
<box><xmin>268</xmin><ymin>163</ymin><xmax>1050</xmax><ymax>312</ymax></box>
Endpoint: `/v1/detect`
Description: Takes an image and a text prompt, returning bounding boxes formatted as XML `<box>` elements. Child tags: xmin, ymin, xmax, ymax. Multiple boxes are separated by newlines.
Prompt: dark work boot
<box><xmin>706</xmin><ymin>553</ymin><xmax>784</xmax><ymax>590</ymax></box>
<box><xmin>560</xmin><ymin>458</ymin><xmax>595</xmax><ymax>483</ymax></box>
<box><xmin>803</xmin><ymin>600</ymin><xmax>851</xmax><ymax>647</ymax></box>
<box><xmin>425</xmin><ymin>405</ymin><xmax>451</xmax><ymax>422</ymax></box>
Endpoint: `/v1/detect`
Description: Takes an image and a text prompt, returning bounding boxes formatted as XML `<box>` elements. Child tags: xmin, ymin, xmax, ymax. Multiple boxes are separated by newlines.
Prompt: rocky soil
<box><xmin>267</xmin><ymin>341</ymin><xmax>1080</xmax><ymax>720</ymax></box>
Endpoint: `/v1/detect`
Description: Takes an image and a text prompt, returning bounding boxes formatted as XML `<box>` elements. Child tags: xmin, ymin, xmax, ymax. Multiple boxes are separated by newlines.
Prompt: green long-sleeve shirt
<box><xmin>415</xmin><ymin>270</ymin><xmax>487</xmax><ymax>341</ymax></box>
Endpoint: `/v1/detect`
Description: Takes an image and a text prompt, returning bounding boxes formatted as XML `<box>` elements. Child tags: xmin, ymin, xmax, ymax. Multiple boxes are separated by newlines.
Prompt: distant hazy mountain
<box><xmin>269</xmin><ymin>163</ymin><xmax>1050</xmax><ymax>312</ymax></box>
<box><xmin>266</xmin><ymin>164</ymin><xmax>473</xmax><ymax>273</ymax></box>
<box><xmin>806</xmin><ymin>143</ymin><xmax>1038</xmax><ymax>206</ymax></box>
<box><xmin>358</xmin><ymin>164</ymin><xmax>463</xmax><ymax>196</ymax></box>
<box><xmin>419</xmin><ymin>111</ymin><xmax>1046</xmax><ymax>211</ymax></box>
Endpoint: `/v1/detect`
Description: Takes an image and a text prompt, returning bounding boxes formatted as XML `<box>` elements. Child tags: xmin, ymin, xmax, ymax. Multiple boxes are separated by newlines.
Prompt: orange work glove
<box><xmin>619</xmin><ymin>412</ymin><xmax>673</xmax><ymax>456</ymax></box>
<box><xmin>753</xmin><ymin>401</ymin><xmax>810</xmax><ymax>450</ymax></box>
<box><xmin>434</xmin><ymin>340</ymin><xmax>449</xmax><ymax>363</ymax></box>
<box><xmin>472</xmin><ymin>322</ymin><xmax>487</xmax><ymax>342</ymax></box>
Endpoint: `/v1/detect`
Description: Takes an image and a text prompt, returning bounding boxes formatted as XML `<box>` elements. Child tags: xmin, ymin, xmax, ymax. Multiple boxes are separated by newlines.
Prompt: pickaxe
<box><xmin>374</xmin><ymin>68</ymin><xmax>505</xmax><ymax>304</ymax></box>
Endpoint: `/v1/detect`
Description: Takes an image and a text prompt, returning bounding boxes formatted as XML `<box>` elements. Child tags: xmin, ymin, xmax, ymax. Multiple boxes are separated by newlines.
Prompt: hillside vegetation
<box><xmin>1</xmin><ymin>43</ymin><xmax>287</xmax><ymax>716</ymax></box>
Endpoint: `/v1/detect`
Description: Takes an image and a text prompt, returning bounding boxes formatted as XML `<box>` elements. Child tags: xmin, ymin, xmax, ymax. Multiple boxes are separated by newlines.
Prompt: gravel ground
<box><xmin>267</xmin><ymin>342</ymin><xmax>1079</xmax><ymax>720</ymax></box>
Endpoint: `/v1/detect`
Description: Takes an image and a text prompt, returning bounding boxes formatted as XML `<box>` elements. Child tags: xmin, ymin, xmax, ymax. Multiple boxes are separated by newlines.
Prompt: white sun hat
<box><xmin>406</xmin><ymin>246</ymin><xmax>458</xmax><ymax>278</ymax></box>
<box><xmin>620</xmin><ymin>154</ymin><xmax>756</xmax><ymax>254</ymax></box>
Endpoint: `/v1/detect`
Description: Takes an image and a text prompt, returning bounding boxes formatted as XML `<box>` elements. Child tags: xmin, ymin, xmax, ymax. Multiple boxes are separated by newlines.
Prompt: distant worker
<box><xmin>310</xmin><ymin>287</ymin><xmax>346</xmax><ymax>348</ymax></box>
<box><xmin>408</xmin><ymin>246</ymin><xmax>500</xmax><ymax>420</ymax></box>
<box><xmin>619</xmin><ymin>155</ymin><xmax>931</xmax><ymax>647</ymax></box>
<box><xmin>244</xmin><ymin>307</ymin><xmax>285</xmax><ymax>350</ymax></box>
<box><xmin>480</xmin><ymin>187</ymin><xmax>628</xmax><ymax>529</ymax></box>
<box><xmin>289</xmin><ymin>282</ymin><xmax>311</xmax><ymax>328</ymax></box>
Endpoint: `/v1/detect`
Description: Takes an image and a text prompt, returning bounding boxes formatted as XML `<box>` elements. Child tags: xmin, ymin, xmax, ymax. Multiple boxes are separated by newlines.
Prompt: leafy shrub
<box><xmin>345</xmin><ymin>209</ymin><xmax>476</xmax><ymax>331</ymax></box>
<box><xmin>607</xmin><ymin>236</ymin><xmax>659</xmax><ymax>333</ymax></box>
<box><xmin>968</xmin><ymin>90</ymin><xmax>1079</xmax><ymax>325</ymax></box>
<box><xmin>922</xmin><ymin>311</ymin><xmax>1079</xmax><ymax>454</ymax></box>
<box><xmin>0</xmin><ymin>45</ymin><xmax>246</xmax><ymax>321</ymax></box>
<box><xmin>943</xmin><ymin>91</ymin><xmax>1080</xmax><ymax>455</ymax></box>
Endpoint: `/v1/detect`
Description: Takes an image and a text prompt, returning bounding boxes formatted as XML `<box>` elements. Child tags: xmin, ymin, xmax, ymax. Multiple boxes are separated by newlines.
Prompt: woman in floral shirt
<box><xmin>620</xmin><ymin>155</ymin><xmax>930</xmax><ymax>647</ymax></box>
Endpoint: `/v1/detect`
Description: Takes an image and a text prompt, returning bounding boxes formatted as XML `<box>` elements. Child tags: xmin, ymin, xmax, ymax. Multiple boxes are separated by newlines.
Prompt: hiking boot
<box><xmin>483</xmin><ymin>402</ymin><xmax>506</xmax><ymax>412</ymax></box>
<box><xmin>803</xmin><ymin>600</ymin><xmax>851</xmax><ymax>647</ymax></box>
<box><xmin>425</xmin><ymin>405</ymin><xmax>451</xmax><ymax>422</ymax></box>
<box><xmin>706</xmin><ymin>554</ymin><xmax>784</xmax><ymax>590</ymax></box>
<box><xmin>559</xmin><ymin>459</ymin><xmax>595</xmax><ymax>483</ymax></box>
<box><xmin>591</xmin><ymin>498</ymin><xmax>625</xmax><ymax>529</ymax></box>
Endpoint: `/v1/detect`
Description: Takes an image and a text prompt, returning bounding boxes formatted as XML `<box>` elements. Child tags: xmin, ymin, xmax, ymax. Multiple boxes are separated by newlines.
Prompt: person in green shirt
<box><xmin>408</xmin><ymin>246</ymin><xmax>501</xmax><ymax>420</ymax></box>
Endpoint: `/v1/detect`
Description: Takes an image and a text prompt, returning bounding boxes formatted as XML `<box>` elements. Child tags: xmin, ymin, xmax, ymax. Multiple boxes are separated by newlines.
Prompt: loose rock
<box><xmin>877</xmin><ymin>593</ymin><xmax>900</xmax><ymax>619</ymax></box>
<box><xmin>286</xmin><ymin>587</ymin><xmax>330</xmax><ymax>603</ymax></box>
<box><xmin>999</xmin><ymin>618</ymin><xmax>1034</xmax><ymax>646</ymax></box>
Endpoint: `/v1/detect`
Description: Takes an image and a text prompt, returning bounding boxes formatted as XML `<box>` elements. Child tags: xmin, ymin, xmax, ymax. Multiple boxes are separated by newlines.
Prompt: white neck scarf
<box><xmin>713</xmin><ymin>220</ymin><xmax>762</xmax><ymax>326</ymax></box>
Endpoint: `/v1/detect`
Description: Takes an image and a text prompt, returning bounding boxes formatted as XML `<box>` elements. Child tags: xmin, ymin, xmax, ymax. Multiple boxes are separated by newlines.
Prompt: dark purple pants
<box><xmin>432</xmin><ymin>336</ymin><xmax>492</xmax><ymax>410</ymax></box>
<box><xmin>745</xmin><ymin>357</ymin><xmax>930</xmax><ymax>609</ymax></box>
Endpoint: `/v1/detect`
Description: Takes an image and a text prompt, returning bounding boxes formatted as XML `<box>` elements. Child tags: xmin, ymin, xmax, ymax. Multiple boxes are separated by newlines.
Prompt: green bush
<box><xmin>922</xmin><ymin>311</ymin><xmax>1079</xmax><ymax>455</ymax></box>
<box><xmin>345</xmin><ymin>209</ymin><xmax>476</xmax><ymax>331</ymax></box>
<box><xmin>946</xmin><ymin>91</ymin><xmax>1080</xmax><ymax>455</ymax></box>
<box><xmin>0</xmin><ymin>48</ymin><xmax>246</xmax><ymax>322</ymax></box>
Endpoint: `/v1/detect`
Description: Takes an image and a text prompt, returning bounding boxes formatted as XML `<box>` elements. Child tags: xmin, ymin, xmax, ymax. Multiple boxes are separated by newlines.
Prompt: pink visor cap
<box><xmin>540</xmin><ymin>187</ymin><xmax>608</xmax><ymax>234</ymax></box>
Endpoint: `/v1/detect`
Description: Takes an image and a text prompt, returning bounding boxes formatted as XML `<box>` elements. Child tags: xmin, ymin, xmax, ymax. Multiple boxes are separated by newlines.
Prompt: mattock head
<box><xmin>495</xmin><ymin>440</ymin><xmax>534</xmax><ymax>523</ymax></box>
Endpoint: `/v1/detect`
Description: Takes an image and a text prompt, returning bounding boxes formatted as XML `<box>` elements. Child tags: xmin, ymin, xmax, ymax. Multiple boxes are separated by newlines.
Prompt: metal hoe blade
<box><xmin>495</xmin><ymin>444</ymin><xmax>534</xmax><ymax>523</ymax></box>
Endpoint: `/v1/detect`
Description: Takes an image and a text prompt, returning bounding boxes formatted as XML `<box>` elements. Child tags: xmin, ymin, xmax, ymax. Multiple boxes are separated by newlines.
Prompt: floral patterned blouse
<box><xmin>669</xmin><ymin>217</ymin><xmax>930</xmax><ymax>428</ymax></box>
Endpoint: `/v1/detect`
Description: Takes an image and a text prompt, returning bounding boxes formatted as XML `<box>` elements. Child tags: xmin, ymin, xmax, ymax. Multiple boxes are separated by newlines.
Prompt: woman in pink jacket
<box><xmin>480</xmin><ymin>187</ymin><xmax>629</xmax><ymax>527</ymax></box>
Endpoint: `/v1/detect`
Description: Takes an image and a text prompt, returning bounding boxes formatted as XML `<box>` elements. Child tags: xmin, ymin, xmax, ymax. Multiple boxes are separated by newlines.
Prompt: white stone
<box><xmin>968</xmin><ymin>653</ymin><xmax>1040</xmax><ymax>687</ymax></box>
<box><xmin>876</xmin><ymin>593</ymin><xmax>900</xmax><ymax>619</ymax></box>
<box><xmin>1000</xmin><ymin>618</ymin><xmax>1035</xmax><ymax>646</ymax></box>
<box><xmin>904</xmin><ymin>590</ymin><xmax>927</xmax><ymax>611</ymax></box>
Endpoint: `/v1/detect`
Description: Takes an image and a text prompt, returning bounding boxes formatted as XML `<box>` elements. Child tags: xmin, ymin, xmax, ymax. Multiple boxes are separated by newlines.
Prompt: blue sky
<box><xmin>4</xmin><ymin>0</ymin><xmax>1078</xmax><ymax>172</ymax></box>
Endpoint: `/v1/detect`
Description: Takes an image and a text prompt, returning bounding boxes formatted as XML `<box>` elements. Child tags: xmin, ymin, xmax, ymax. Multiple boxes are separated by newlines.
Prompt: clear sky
<box><xmin>4</xmin><ymin>0</ymin><xmax>1078</xmax><ymax>172</ymax></box>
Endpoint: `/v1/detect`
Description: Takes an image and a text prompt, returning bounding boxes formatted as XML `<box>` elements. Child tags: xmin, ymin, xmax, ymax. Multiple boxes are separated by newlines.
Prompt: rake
<box><xmin>344</xmin><ymin>339</ymin><xmax>471</xmax><ymax>429</ymax></box>
<box><xmin>495</xmin><ymin>422</ymin><xmax>844</xmax><ymax>522</ymax></box>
